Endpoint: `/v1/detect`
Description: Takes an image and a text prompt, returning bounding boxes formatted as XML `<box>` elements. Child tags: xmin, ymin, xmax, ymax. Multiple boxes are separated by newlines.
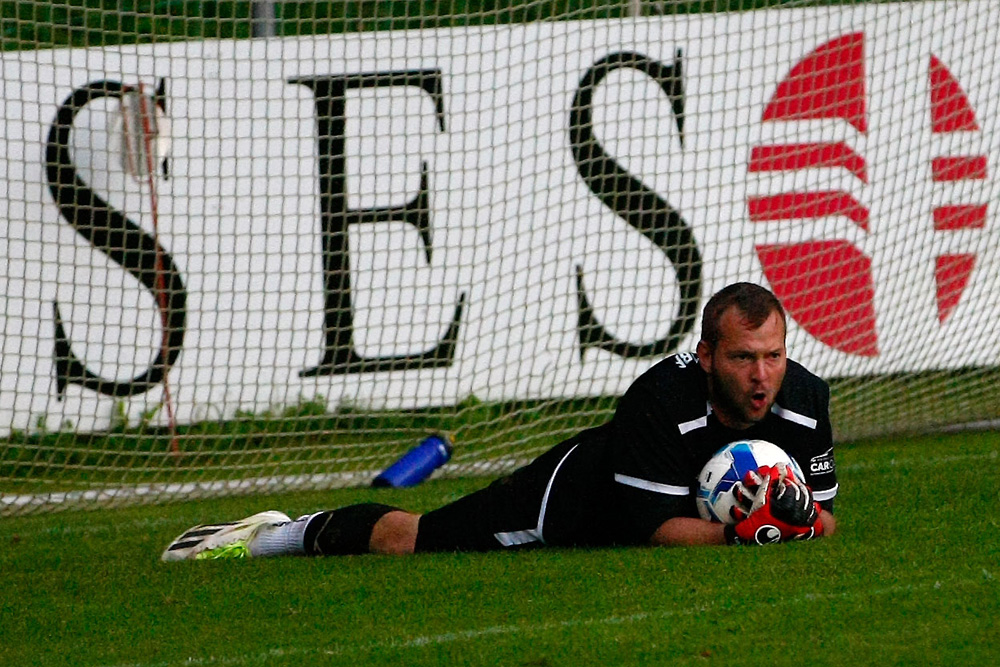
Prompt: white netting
<box><xmin>2</xmin><ymin>1</ymin><xmax>999</xmax><ymax>514</ymax></box>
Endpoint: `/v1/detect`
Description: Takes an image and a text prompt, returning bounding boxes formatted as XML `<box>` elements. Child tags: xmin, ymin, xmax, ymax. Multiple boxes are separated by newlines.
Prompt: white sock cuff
<box><xmin>249</xmin><ymin>513</ymin><xmax>317</xmax><ymax>557</ymax></box>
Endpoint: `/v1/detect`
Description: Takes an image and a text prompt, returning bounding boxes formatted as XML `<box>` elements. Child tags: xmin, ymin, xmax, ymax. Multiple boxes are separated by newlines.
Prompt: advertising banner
<box><xmin>1</xmin><ymin>3</ymin><xmax>997</xmax><ymax>433</ymax></box>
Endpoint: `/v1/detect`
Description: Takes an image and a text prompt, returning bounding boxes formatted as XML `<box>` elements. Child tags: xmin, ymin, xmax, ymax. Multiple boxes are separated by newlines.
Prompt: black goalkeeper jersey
<box><xmin>546</xmin><ymin>352</ymin><xmax>838</xmax><ymax>547</ymax></box>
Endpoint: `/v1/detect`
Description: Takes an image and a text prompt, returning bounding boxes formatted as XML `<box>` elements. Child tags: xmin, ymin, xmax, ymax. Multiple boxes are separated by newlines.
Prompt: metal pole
<box><xmin>251</xmin><ymin>0</ymin><xmax>277</xmax><ymax>38</ymax></box>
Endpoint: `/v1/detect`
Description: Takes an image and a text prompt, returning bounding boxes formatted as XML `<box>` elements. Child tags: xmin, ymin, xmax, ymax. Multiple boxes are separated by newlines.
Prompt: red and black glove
<box><xmin>726</xmin><ymin>464</ymin><xmax>824</xmax><ymax>545</ymax></box>
<box><xmin>768</xmin><ymin>465</ymin><xmax>824</xmax><ymax>540</ymax></box>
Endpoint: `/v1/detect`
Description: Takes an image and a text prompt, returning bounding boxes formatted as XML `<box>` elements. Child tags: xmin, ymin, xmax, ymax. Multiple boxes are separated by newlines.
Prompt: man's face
<box><xmin>697</xmin><ymin>307</ymin><xmax>787</xmax><ymax>429</ymax></box>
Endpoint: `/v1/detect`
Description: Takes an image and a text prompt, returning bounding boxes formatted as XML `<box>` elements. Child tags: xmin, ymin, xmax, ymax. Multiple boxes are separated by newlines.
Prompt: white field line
<box><xmin>97</xmin><ymin>572</ymin><xmax>996</xmax><ymax>667</ymax></box>
<box><xmin>4</xmin><ymin>450</ymin><xmax>995</xmax><ymax>531</ymax></box>
<box><xmin>0</xmin><ymin>458</ymin><xmax>532</xmax><ymax>514</ymax></box>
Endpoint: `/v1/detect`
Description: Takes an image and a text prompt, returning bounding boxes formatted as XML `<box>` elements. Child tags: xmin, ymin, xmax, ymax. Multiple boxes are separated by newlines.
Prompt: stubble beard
<box><xmin>709</xmin><ymin>369</ymin><xmax>770</xmax><ymax>429</ymax></box>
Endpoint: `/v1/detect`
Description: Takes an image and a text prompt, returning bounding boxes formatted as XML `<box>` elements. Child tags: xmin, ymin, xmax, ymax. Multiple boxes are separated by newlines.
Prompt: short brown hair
<box><xmin>700</xmin><ymin>282</ymin><xmax>786</xmax><ymax>347</ymax></box>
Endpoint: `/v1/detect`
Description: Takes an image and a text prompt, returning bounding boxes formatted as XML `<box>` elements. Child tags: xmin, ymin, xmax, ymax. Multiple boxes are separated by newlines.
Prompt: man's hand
<box><xmin>727</xmin><ymin>465</ymin><xmax>825</xmax><ymax>545</ymax></box>
<box><xmin>730</xmin><ymin>466</ymin><xmax>777</xmax><ymax>522</ymax></box>
<box><xmin>769</xmin><ymin>468</ymin><xmax>821</xmax><ymax>529</ymax></box>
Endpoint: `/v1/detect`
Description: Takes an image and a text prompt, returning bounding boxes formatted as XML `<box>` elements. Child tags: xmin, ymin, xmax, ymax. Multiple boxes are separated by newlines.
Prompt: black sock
<box><xmin>303</xmin><ymin>503</ymin><xmax>401</xmax><ymax>556</ymax></box>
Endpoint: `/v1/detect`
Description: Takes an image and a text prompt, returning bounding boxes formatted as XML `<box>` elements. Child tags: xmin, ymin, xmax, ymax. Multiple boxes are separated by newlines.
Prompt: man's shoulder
<box><xmin>639</xmin><ymin>352</ymin><xmax>706</xmax><ymax>392</ymax></box>
<box><xmin>620</xmin><ymin>352</ymin><xmax>708</xmax><ymax>417</ymax></box>
<box><xmin>784</xmin><ymin>358</ymin><xmax>829</xmax><ymax>392</ymax></box>
<box><xmin>776</xmin><ymin>358</ymin><xmax>830</xmax><ymax>414</ymax></box>
<box><xmin>647</xmin><ymin>351</ymin><xmax>703</xmax><ymax>376</ymax></box>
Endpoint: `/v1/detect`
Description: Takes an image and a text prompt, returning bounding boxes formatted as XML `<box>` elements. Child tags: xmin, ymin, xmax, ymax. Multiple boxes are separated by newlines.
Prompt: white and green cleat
<box><xmin>161</xmin><ymin>510</ymin><xmax>291</xmax><ymax>561</ymax></box>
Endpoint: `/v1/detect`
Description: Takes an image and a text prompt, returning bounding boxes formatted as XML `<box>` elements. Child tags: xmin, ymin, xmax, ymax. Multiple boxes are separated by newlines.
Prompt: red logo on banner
<box><xmin>748</xmin><ymin>33</ymin><xmax>987</xmax><ymax>356</ymax></box>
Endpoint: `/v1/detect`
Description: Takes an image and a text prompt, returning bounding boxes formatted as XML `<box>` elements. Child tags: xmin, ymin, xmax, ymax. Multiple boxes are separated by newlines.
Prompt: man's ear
<box><xmin>696</xmin><ymin>340</ymin><xmax>712</xmax><ymax>373</ymax></box>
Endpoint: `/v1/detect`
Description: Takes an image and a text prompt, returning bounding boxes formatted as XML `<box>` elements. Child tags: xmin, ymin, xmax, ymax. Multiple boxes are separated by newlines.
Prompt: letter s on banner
<box><xmin>569</xmin><ymin>51</ymin><xmax>702</xmax><ymax>360</ymax></box>
<box><xmin>45</xmin><ymin>80</ymin><xmax>187</xmax><ymax>399</ymax></box>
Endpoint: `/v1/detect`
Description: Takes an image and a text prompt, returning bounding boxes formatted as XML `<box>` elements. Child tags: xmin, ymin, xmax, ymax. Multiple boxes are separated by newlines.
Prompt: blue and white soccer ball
<box><xmin>695</xmin><ymin>440</ymin><xmax>805</xmax><ymax>525</ymax></box>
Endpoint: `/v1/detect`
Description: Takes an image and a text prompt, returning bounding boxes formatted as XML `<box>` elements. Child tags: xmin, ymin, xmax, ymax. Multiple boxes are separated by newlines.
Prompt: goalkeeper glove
<box><xmin>730</xmin><ymin>464</ymin><xmax>785</xmax><ymax>522</ymax></box>
<box><xmin>726</xmin><ymin>465</ymin><xmax>824</xmax><ymax>545</ymax></box>
<box><xmin>769</xmin><ymin>467</ymin><xmax>823</xmax><ymax>538</ymax></box>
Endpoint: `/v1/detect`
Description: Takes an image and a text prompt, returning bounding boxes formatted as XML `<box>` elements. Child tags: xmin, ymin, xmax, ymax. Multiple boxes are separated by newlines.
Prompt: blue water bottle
<box><xmin>372</xmin><ymin>433</ymin><xmax>454</xmax><ymax>488</ymax></box>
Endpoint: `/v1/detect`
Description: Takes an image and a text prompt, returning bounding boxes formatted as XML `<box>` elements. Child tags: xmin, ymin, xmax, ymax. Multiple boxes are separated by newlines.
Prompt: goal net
<box><xmin>3</xmin><ymin>0</ymin><xmax>999</xmax><ymax>515</ymax></box>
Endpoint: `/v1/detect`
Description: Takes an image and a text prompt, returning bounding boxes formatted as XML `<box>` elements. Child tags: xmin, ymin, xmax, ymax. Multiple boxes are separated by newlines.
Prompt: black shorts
<box><xmin>414</xmin><ymin>429</ymin><xmax>615</xmax><ymax>552</ymax></box>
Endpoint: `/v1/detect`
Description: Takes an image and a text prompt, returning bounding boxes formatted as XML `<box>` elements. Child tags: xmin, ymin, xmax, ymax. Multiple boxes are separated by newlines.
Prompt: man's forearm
<box><xmin>651</xmin><ymin>510</ymin><xmax>836</xmax><ymax>547</ymax></box>
<box><xmin>650</xmin><ymin>517</ymin><xmax>728</xmax><ymax>546</ymax></box>
<box><xmin>819</xmin><ymin>509</ymin><xmax>836</xmax><ymax>536</ymax></box>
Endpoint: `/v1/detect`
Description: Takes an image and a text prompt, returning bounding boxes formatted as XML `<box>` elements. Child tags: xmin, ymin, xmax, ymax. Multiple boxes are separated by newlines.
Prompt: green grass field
<box><xmin>1</xmin><ymin>1</ymin><xmax>847</xmax><ymax>52</ymax></box>
<box><xmin>2</xmin><ymin>429</ymin><xmax>998</xmax><ymax>667</ymax></box>
<box><xmin>1</xmin><ymin>2</ymin><xmax>997</xmax><ymax>664</ymax></box>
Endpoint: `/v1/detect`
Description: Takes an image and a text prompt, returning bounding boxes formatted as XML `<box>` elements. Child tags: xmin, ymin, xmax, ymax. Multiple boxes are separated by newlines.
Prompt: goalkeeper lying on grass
<box><xmin>163</xmin><ymin>283</ymin><xmax>837</xmax><ymax>560</ymax></box>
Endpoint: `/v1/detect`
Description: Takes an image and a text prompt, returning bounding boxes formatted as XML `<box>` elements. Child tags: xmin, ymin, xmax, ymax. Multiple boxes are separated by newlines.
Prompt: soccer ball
<box><xmin>695</xmin><ymin>440</ymin><xmax>805</xmax><ymax>525</ymax></box>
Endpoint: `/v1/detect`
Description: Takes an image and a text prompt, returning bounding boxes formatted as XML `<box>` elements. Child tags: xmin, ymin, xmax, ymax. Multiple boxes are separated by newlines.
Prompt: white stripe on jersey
<box><xmin>493</xmin><ymin>443</ymin><xmax>580</xmax><ymax>548</ymax></box>
<box><xmin>494</xmin><ymin>529</ymin><xmax>542</xmax><ymax>547</ymax></box>
<box><xmin>812</xmin><ymin>484</ymin><xmax>839</xmax><ymax>502</ymax></box>
<box><xmin>677</xmin><ymin>415</ymin><xmax>708</xmax><ymax>434</ymax></box>
<box><xmin>770</xmin><ymin>403</ymin><xmax>818</xmax><ymax>429</ymax></box>
<box><xmin>614</xmin><ymin>474</ymin><xmax>690</xmax><ymax>496</ymax></box>
<box><xmin>678</xmin><ymin>403</ymin><xmax>712</xmax><ymax>434</ymax></box>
